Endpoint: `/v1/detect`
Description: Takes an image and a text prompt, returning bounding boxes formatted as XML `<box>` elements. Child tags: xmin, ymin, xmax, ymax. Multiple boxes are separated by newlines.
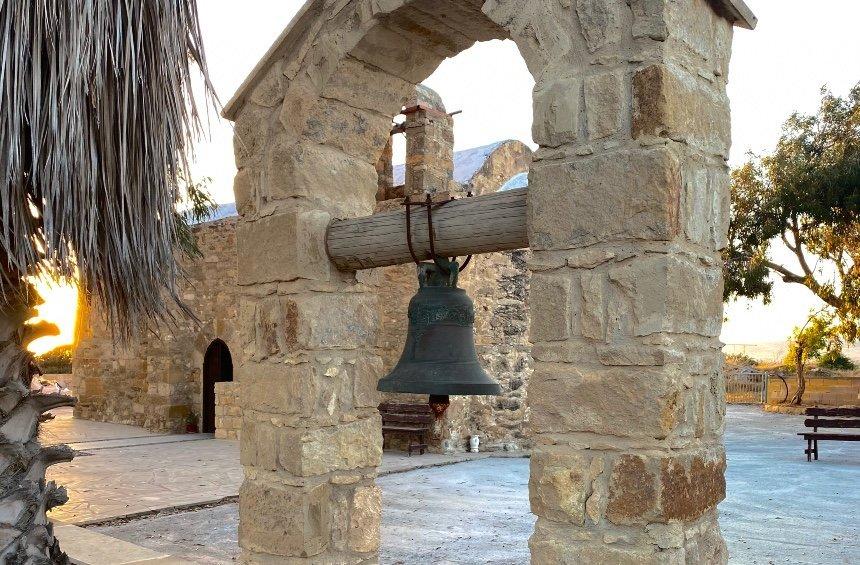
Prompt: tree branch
<box><xmin>763</xmin><ymin>260</ymin><xmax>805</xmax><ymax>284</ymax></box>
<box><xmin>790</xmin><ymin>217</ymin><xmax>815</xmax><ymax>278</ymax></box>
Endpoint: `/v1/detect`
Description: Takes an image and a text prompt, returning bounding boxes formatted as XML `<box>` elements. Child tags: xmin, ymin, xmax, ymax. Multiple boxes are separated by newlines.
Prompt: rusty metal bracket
<box><xmin>404</xmin><ymin>194</ymin><xmax>472</xmax><ymax>274</ymax></box>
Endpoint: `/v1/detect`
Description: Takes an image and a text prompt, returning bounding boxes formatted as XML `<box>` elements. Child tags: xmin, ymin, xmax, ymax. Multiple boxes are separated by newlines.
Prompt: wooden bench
<box><xmin>379</xmin><ymin>402</ymin><xmax>433</xmax><ymax>456</ymax></box>
<box><xmin>798</xmin><ymin>407</ymin><xmax>860</xmax><ymax>461</ymax></box>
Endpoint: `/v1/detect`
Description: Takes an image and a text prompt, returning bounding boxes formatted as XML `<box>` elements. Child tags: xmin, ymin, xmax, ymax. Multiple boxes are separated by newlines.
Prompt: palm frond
<box><xmin>0</xmin><ymin>0</ymin><xmax>216</xmax><ymax>335</ymax></box>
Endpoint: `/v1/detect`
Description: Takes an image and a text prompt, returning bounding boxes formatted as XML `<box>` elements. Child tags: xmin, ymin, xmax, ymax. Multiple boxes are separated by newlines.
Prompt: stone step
<box><xmin>54</xmin><ymin>523</ymin><xmax>192</xmax><ymax>565</ymax></box>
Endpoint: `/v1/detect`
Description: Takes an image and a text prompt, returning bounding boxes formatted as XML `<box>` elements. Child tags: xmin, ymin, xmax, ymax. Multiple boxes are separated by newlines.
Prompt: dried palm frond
<box><xmin>0</xmin><ymin>0</ymin><xmax>216</xmax><ymax>335</ymax></box>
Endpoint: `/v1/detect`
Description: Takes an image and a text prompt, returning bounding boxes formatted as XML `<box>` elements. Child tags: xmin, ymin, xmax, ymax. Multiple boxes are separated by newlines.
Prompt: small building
<box><xmin>73</xmin><ymin>85</ymin><xmax>533</xmax><ymax>449</ymax></box>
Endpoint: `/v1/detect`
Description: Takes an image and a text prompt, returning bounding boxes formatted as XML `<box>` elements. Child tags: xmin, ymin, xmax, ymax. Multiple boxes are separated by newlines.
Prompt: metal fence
<box><xmin>725</xmin><ymin>368</ymin><xmax>768</xmax><ymax>404</ymax></box>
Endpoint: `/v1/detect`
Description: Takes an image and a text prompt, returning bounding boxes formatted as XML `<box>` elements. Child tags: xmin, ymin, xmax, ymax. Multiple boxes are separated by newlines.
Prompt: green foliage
<box><xmin>175</xmin><ymin>173</ymin><xmax>217</xmax><ymax>260</ymax></box>
<box><xmin>724</xmin><ymin>84</ymin><xmax>860</xmax><ymax>342</ymax></box>
<box><xmin>35</xmin><ymin>345</ymin><xmax>73</xmax><ymax>374</ymax></box>
<box><xmin>818</xmin><ymin>350</ymin><xmax>856</xmax><ymax>370</ymax></box>
<box><xmin>783</xmin><ymin>312</ymin><xmax>842</xmax><ymax>370</ymax></box>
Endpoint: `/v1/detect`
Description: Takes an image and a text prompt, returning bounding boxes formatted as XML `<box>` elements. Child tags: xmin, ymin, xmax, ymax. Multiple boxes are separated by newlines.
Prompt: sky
<box><xmin>181</xmin><ymin>0</ymin><xmax>860</xmax><ymax>349</ymax></box>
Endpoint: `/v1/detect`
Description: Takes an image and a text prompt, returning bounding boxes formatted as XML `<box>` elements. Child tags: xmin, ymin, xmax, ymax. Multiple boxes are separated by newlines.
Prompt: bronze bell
<box><xmin>377</xmin><ymin>259</ymin><xmax>502</xmax><ymax>397</ymax></box>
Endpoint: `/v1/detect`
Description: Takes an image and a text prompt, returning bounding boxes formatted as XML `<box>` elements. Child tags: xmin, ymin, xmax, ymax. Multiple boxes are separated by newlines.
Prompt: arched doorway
<box><xmin>202</xmin><ymin>339</ymin><xmax>233</xmax><ymax>434</ymax></box>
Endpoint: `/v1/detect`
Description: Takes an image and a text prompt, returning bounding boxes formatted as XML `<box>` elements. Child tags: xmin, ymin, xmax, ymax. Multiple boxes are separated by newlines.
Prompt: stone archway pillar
<box><xmin>520</xmin><ymin>0</ymin><xmax>734</xmax><ymax>562</ymax></box>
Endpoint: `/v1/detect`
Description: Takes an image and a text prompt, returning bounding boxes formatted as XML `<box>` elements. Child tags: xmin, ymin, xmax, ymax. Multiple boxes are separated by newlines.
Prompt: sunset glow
<box><xmin>26</xmin><ymin>274</ymin><xmax>78</xmax><ymax>355</ymax></box>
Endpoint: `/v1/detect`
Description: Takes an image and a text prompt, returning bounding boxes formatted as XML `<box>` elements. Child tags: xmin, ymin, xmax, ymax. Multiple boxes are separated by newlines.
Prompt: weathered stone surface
<box><xmin>607</xmin><ymin>254</ymin><xmax>723</xmax><ymax>337</ymax></box>
<box><xmin>579</xmin><ymin>271</ymin><xmax>605</xmax><ymax>339</ymax></box>
<box><xmin>264</xmin><ymin>138</ymin><xmax>378</xmax><ymax>209</ymax></box>
<box><xmin>295</xmin><ymin>97</ymin><xmax>393</xmax><ymax>164</ymax></box>
<box><xmin>606</xmin><ymin>454</ymin><xmax>657</xmax><ymax>524</ymax></box>
<box><xmin>575</xmin><ymin>0</ymin><xmax>624</xmax><ymax>53</ymax></box>
<box><xmin>349</xmin><ymin>23</ymin><xmax>446</xmax><ymax>83</ymax></box>
<box><xmin>682</xmin><ymin>160</ymin><xmax>731</xmax><ymax>250</ymax></box>
<box><xmin>322</xmin><ymin>55</ymin><xmax>413</xmax><ymax>116</ymax></box>
<box><xmin>528</xmin><ymin>363</ymin><xmax>683</xmax><ymax>439</ymax></box>
<box><xmin>632</xmin><ymin>63</ymin><xmax>731</xmax><ymax>156</ymax></box>
<box><xmin>250</xmin><ymin>60</ymin><xmax>288</xmax><ymax>108</ymax></box>
<box><xmin>584</xmin><ymin>70</ymin><xmax>624</xmax><ymax>140</ymax></box>
<box><xmin>529</xmin><ymin>449</ymin><xmax>592</xmax><ymax>524</ymax></box>
<box><xmin>238</xmin><ymin>479</ymin><xmax>331</xmax><ymax>557</ymax></box>
<box><xmin>237</xmin><ymin>209</ymin><xmax>331</xmax><ymax>285</ymax></box>
<box><xmin>348</xmin><ymin>485</ymin><xmax>382</xmax><ymax>552</ymax></box>
<box><xmin>279</xmin><ymin>416</ymin><xmax>383</xmax><ymax>477</ymax></box>
<box><xmin>528</xmin><ymin>147</ymin><xmax>681</xmax><ymax>250</ymax></box>
<box><xmin>659</xmin><ymin>449</ymin><xmax>726</xmax><ymax>520</ymax></box>
<box><xmin>529</xmin><ymin>274</ymin><xmax>572</xmax><ymax>342</ymax></box>
<box><xmin>532</xmin><ymin>75</ymin><xmax>581</xmax><ymax>147</ymax></box>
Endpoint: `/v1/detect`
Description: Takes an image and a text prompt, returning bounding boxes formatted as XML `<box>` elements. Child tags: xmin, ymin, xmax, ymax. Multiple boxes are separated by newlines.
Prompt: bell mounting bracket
<box><xmin>404</xmin><ymin>192</ymin><xmax>473</xmax><ymax>274</ymax></box>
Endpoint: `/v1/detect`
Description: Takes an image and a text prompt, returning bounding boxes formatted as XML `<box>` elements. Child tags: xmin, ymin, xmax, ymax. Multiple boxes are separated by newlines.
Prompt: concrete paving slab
<box><xmin>42</xmin><ymin>410</ymin><xmax>505</xmax><ymax>525</ymax></box>
<box><xmin>54</xmin><ymin>524</ymin><xmax>171</xmax><ymax>565</ymax></box>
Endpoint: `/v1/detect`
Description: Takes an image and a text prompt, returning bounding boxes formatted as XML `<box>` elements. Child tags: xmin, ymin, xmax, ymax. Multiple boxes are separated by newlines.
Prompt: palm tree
<box><xmin>0</xmin><ymin>1</ymin><xmax>214</xmax><ymax>561</ymax></box>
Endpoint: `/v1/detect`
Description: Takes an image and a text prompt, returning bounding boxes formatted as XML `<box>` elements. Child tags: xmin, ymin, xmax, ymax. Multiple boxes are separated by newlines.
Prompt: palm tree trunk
<box><xmin>0</xmin><ymin>281</ymin><xmax>75</xmax><ymax>563</ymax></box>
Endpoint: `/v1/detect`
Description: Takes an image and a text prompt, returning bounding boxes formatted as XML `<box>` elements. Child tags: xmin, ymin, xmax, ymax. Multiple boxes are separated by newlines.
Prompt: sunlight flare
<box><xmin>26</xmin><ymin>273</ymin><xmax>78</xmax><ymax>356</ymax></box>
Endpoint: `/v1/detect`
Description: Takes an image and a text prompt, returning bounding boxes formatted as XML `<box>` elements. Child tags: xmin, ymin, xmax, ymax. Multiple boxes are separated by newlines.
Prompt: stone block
<box><xmin>236</xmin><ymin>209</ymin><xmax>331</xmax><ymax>285</ymax></box>
<box><xmin>250</xmin><ymin>60</ymin><xmax>288</xmax><ymax>108</ymax></box>
<box><xmin>238</xmin><ymin>479</ymin><xmax>331</xmax><ymax>557</ymax></box>
<box><xmin>528</xmin><ymin>274</ymin><xmax>572</xmax><ymax>342</ymax></box>
<box><xmin>322</xmin><ymin>55</ymin><xmax>413</xmax><ymax>116</ymax></box>
<box><xmin>289</xmin><ymin>96</ymin><xmax>392</xmax><ymax>163</ymax></box>
<box><xmin>682</xmin><ymin>161</ymin><xmax>730</xmax><ymax>251</ymax></box>
<box><xmin>278</xmin><ymin>415</ymin><xmax>382</xmax><ymax>477</ymax></box>
<box><xmin>528</xmin><ymin>363</ymin><xmax>683</xmax><ymax>439</ymax></box>
<box><xmin>629</xmin><ymin>0</ymin><xmax>669</xmax><ymax>41</ymax></box>
<box><xmin>533</xmin><ymin>75</ymin><xmax>581</xmax><ymax>147</ymax></box>
<box><xmin>632</xmin><ymin>63</ymin><xmax>731</xmax><ymax>156</ymax></box>
<box><xmin>233</xmin><ymin>168</ymin><xmax>257</xmax><ymax>216</ymax></box>
<box><xmin>350</xmin><ymin>23</ymin><xmax>445</xmax><ymax>83</ymax></box>
<box><xmin>579</xmin><ymin>271</ymin><xmax>605</xmax><ymax>339</ymax></box>
<box><xmin>233</xmin><ymin>103</ymin><xmax>276</xmax><ymax>169</ymax></box>
<box><xmin>606</xmin><ymin>454</ymin><xmax>657</xmax><ymax>524</ymax></box>
<box><xmin>659</xmin><ymin>448</ymin><xmax>725</xmax><ymax>521</ymax></box>
<box><xmin>607</xmin><ymin>254</ymin><xmax>723</xmax><ymax>337</ymax></box>
<box><xmin>665</xmin><ymin>0</ymin><xmax>734</xmax><ymax>77</ymax></box>
<box><xmin>240</xmin><ymin>366</ymin><xmax>304</xmax><ymax>415</ymax></box>
<box><xmin>528</xmin><ymin>147</ymin><xmax>681</xmax><ymax>250</ymax></box>
<box><xmin>575</xmin><ymin>0</ymin><xmax>624</xmax><ymax>53</ymax></box>
<box><xmin>584</xmin><ymin>70</ymin><xmax>624</xmax><ymax>140</ymax></box>
<box><xmin>296</xmin><ymin>293</ymin><xmax>378</xmax><ymax>351</ymax></box>
<box><xmin>264</xmin><ymin>138</ymin><xmax>378</xmax><ymax>209</ymax></box>
<box><xmin>348</xmin><ymin>485</ymin><xmax>382</xmax><ymax>553</ymax></box>
<box><xmin>239</xmin><ymin>418</ymin><xmax>279</xmax><ymax>471</ymax></box>
<box><xmin>529</xmin><ymin>448</ymin><xmax>593</xmax><ymax>524</ymax></box>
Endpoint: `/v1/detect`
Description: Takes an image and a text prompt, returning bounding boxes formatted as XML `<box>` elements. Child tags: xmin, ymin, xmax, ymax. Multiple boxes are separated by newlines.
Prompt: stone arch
<box><xmin>224</xmin><ymin>0</ymin><xmax>750</xmax><ymax>562</ymax></box>
<box><xmin>202</xmin><ymin>338</ymin><xmax>234</xmax><ymax>434</ymax></box>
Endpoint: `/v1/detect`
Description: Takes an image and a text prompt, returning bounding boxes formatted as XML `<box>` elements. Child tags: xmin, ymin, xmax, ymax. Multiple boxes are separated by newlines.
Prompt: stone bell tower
<box><xmin>403</xmin><ymin>85</ymin><xmax>455</xmax><ymax>197</ymax></box>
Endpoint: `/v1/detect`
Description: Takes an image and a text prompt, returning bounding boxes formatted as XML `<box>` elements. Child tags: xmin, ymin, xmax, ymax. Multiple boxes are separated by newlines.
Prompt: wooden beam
<box><xmin>326</xmin><ymin>188</ymin><xmax>528</xmax><ymax>271</ymax></box>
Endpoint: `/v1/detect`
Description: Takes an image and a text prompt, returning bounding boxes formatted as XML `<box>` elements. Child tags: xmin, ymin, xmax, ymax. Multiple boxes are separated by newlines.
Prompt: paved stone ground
<box><xmin>84</xmin><ymin>406</ymin><xmax>858</xmax><ymax>564</ymax></box>
<box><xmin>43</xmin><ymin>408</ymin><xmax>501</xmax><ymax>525</ymax></box>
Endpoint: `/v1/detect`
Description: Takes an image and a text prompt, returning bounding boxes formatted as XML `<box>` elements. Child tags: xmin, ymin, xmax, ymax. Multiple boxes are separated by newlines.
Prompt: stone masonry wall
<box><xmin>215</xmin><ymin>381</ymin><xmax>242</xmax><ymax>439</ymax></box>
<box><xmin>226</xmin><ymin>0</ymin><xmax>739</xmax><ymax>561</ymax></box>
<box><xmin>74</xmin><ymin>218</ymin><xmax>240</xmax><ymax>434</ymax></box>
